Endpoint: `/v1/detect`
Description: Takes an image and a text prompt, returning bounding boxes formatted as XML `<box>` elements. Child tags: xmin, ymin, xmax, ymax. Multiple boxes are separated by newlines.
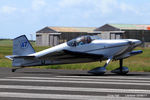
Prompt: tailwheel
<box><xmin>12</xmin><ymin>68</ymin><xmax>17</xmax><ymax>72</ymax></box>
<box><xmin>11</xmin><ymin>67</ymin><xmax>23</xmax><ymax>72</ymax></box>
<box><xmin>111</xmin><ymin>59</ymin><xmax>129</xmax><ymax>75</ymax></box>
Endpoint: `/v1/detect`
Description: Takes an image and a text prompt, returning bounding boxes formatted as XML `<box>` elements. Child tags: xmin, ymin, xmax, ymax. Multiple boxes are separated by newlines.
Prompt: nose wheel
<box><xmin>111</xmin><ymin>59</ymin><xmax>129</xmax><ymax>75</ymax></box>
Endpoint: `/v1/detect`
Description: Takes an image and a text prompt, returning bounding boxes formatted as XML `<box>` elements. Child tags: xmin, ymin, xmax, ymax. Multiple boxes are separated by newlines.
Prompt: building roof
<box><xmin>36</xmin><ymin>26</ymin><xmax>97</xmax><ymax>33</ymax></box>
<box><xmin>109</xmin><ymin>24</ymin><xmax>150</xmax><ymax>30</ymax></box>
<box><xmin>95</xmin><ymin>24</ymin><xmax>121</xmax><ymax>31</ymax></box>
<box><xmin>36</xmin><ymin>24</ymin><xmax>150</xmax><ymax>34</ymax></box>
<box><xmin>95</xmin><ymin>24</ymin><xmax>150</xmax><ymax>31</ymax></box>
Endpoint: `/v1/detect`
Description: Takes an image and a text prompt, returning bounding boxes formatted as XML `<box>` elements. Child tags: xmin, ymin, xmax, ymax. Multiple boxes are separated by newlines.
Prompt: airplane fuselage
<box><xmin>27</xmin><ymin>39</ymin><xmax>141</xmax><ymax>66</ymax></box>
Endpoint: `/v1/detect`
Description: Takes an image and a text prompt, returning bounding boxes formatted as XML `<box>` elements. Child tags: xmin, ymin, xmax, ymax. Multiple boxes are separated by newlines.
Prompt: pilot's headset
<box><xmin>87</xmin><ymin>37</ymin><xmax>92</xmax><ymax>43</ymax></box>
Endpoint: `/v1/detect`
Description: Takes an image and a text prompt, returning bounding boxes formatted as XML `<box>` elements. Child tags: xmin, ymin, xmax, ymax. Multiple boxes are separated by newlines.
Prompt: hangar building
<box><xmin>36</xmin><ymin>27</ymin><xmax>99</xmax><ymax>46</ymax></box>
<box><xmin>96</xmin><ymin>24</ymin><xmax>150</xmax><ymax>43</ymax></box>
<box><xmin>36</xmin><ymin>24</ymin><xmax>150</xmax><ymax>47</ymax></box>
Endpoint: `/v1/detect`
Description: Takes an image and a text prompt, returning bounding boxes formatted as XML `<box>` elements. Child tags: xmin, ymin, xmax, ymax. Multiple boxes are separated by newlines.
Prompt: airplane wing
<box><xmin>114</xmin><ymin>50</ymin><xmax>143</xmax><ymax>60</ymax></box>
<box><xmin>38</xmin><ymin>50</ymin><xmax>104</xmax><ymax>61</ymax></box>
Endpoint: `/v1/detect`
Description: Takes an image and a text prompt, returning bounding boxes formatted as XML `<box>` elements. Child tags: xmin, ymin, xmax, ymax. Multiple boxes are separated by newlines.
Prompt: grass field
<box><xmin>0</xmin><ymin>39</ymin><xmax>150</xmax><ymax>72</ymax></box>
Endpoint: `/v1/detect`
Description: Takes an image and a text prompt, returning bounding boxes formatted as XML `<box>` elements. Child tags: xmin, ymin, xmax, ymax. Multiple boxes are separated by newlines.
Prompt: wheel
<box><xmin>12</xmin><ymin>69</ymin><xmax>16</xmax><ymax>72</ymax></box>
<box><xmin>88</xmin><ymin>67</ymin><xmax>106</xmax><ymax>75</ymax></box>
<box><xmin>111</xmin><ymin>66</ymin><xmax>129</xmax><ymax>75</ymax></box>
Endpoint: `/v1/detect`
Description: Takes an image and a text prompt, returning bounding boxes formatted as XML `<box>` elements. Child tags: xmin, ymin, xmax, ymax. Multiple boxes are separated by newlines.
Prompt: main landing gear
<box><xmin>88</xmin><ymin>58</ymin><xmax>129</xmax><ymax>75</ymax></box>
<box><xmin>88</xmin><ymin>57</ymin><xmax>112</xmax><ymax>75</ymax></box>
<box><xmin>111</xmin><ymin>59</ymin><xmax>129</xmax><ymax>75</ymax></box>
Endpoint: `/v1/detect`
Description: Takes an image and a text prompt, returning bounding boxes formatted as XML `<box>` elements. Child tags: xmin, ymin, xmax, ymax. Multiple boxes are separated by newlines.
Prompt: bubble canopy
<box><xmin>67</xmin><ymin>35</ymin><xmax>101</xmax><ymax>47</ymax></box>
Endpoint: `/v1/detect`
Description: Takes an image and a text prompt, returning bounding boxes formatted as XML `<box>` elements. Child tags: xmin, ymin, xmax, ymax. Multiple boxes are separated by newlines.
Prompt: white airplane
<box><xmin>6</xmin><ymin>35</ymin><xmax>142</xmax><ymax>75</ymax></box>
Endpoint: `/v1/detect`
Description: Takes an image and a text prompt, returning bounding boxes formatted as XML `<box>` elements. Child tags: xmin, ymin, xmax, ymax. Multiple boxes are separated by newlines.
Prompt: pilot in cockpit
<box><xmin>77</xmin><ymin>37</ymin><xmax>85</xmax><ymax>45</ymax></box>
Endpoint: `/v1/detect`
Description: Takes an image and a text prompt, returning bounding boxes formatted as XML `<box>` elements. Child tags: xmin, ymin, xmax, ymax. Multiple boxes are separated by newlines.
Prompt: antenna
<box><xmin>30</xmin><ymin>34</ymin><xmax>33</xmax><ymax>41</ymax></box>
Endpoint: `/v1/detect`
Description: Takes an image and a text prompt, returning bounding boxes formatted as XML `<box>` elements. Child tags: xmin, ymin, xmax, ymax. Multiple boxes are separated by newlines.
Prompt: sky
<box><xmin>0</xmin><ymin>0</ymin><xmax>150</xmax><ymax>40</ymax></box>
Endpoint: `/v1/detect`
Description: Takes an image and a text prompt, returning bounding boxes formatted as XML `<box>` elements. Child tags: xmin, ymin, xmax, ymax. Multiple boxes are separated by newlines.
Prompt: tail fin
<box><xmin>13</xmin><ymin>35</ymin><xmax>35</xmax><ymax>56</ymax></box>
<box><xmin>5</xmin><ymin>35</ymin><xmax>39</xmax><ymax>67</ymax></box>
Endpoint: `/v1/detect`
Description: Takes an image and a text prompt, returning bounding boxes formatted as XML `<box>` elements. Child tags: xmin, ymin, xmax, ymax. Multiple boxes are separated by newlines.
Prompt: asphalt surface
<box><xmin>0</xmin><ymin>67</ymin><xmax>150</xmax><ymax>100</ymax></box>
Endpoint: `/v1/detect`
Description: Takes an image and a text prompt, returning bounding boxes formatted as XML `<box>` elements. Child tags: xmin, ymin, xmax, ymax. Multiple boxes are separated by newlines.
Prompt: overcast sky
<box><xmin>0</xmin><ymin>0</ymin><xmax>150</xmax><ymax>39</ymax></box>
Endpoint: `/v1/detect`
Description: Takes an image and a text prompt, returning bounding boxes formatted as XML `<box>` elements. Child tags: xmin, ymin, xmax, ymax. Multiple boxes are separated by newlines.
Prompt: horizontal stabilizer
<box><xmin>5</xmin><ymin>55</ymin><xmax>35</xmax><ymax>60</ymax></box>
<box><xmin>5</xmin><ymin>55</ymin><xmax>15</xmax><ymax>60</ymax></box>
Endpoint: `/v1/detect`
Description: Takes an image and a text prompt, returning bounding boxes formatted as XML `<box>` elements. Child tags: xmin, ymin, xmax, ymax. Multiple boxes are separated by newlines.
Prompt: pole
<box><xmin>142</xmin><ymin>30</ymin><xmax>145</xmax><ymax>48</ymax></box>
<box><xmin>30</xmin><ymin>34</ymin><xmax>33</xmax><ymax>41</ymax></box>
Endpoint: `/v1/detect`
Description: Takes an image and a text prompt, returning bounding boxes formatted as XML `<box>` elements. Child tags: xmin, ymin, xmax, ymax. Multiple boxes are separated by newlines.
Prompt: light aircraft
<box><xmin>6</xmin><ymin>35</ymin><xmax>142</xmax><ymax>75</ymax></box>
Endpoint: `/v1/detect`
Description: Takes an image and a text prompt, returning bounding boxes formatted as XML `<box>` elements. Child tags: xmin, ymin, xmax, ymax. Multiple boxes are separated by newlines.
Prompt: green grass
<box><xmin>0</xmin><ymin>39</ymin><xmax>150</xmax><ymax>72</ymax></box>
<box><xmin>0</xmin><ymin>39</ymin><xmax>13</xmax><ymax>46</ymax></box>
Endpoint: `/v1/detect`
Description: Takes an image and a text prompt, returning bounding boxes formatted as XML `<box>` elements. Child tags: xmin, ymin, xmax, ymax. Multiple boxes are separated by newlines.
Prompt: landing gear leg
<box><xmin>120</xmin><ymin>59</ymin><xmax>123</xmax><ymax>74</ymax></box>
<box><xmin>88</xmin><ymin>57</ymin><xmax>112</xmax><ymax>75</ymax></box>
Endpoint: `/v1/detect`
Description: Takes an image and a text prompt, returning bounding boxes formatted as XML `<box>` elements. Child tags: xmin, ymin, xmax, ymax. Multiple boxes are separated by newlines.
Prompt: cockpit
<box><xmin>67</xmin><ymin>35</ymin><xmax>101</xmax><ymax>47</ymax></box>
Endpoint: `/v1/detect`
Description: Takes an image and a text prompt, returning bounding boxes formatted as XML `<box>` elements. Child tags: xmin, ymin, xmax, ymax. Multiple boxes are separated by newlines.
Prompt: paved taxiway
<box><xmin>0</xmin><ymin>67</ymin><xmax>150</xmax><ymax>100</ymax></box>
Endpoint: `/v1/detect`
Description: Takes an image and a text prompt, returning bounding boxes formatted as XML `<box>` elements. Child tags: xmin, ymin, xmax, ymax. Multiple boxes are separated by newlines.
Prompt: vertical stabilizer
<box><xmin>13</xmin><ymin>35</ymin><xmax>35</xmax><ymax>56</ymax></box>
